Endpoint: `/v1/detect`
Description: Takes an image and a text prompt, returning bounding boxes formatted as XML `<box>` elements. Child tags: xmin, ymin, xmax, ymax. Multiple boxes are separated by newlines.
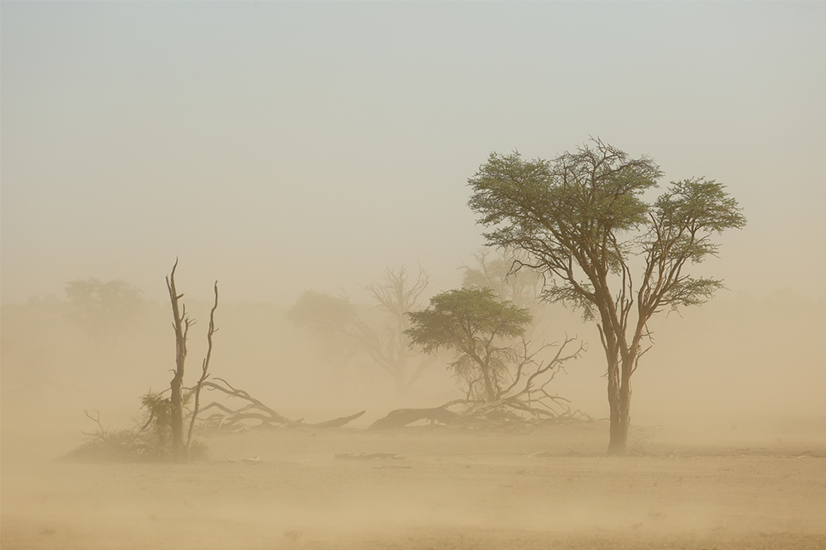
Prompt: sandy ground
<box><xmin>2</xmin><ymin>422</ymin><xmax>826</xmax><ymax>550</ymax></box>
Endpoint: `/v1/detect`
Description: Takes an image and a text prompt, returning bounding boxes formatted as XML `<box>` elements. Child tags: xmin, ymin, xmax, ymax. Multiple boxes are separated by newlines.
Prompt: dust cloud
<box><xmin>3</xmin><ymin>1</ymin><xmax>826</xmax><ymax>548</ymax></box>
<box><xmin>2</xmin><ymin>285</ymin><xmax>825</xmax><ymax>549</ymax></box>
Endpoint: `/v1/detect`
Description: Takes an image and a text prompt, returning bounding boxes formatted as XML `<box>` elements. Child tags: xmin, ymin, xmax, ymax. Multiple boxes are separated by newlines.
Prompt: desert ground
<box><xmin>2</xmin><ymin>420</ymin><xmax>825</xmax><ymax>550</ymax></box>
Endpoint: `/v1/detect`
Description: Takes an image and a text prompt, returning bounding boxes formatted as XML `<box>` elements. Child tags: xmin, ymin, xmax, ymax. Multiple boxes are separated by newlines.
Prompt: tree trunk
<box><xmin>607</xmin><ymin>356</ymin><xmax>633</xmax><ymax>456</ymax></box>
<box><xmin>170</xmin><ymin>372</ymin><xmax>185</xmax><ymax>462</ymax></box>
<box><xmin>607</xmin><ymin>401</ymin><xmax>630</xmax><ymax>455</ymax></box>
<box><xmin>166</xmin><ymin>260</ymin><xmax>189</xmax><ymax>464</ymax></box>
<box><xmin>481</xmin><ymin>366</ymin><xmax>497</xmax><ymax>402</ymax></box>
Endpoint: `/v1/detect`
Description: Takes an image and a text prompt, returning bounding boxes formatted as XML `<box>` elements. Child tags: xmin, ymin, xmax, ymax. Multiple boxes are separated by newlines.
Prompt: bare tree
<box><xmin>165</xmin><ymin>259</ymin><xmax>218</xmax><ymax>463</ymax></box>
<box><xmin>186</xmin><ymin>281</ymin><xmax>218</xmax><ymax>453</ymax></box>
<box><xmin>362</xmin><ymin>266</ymin><xmax>432</xmax><ymax>395</ymax></box>
<box><xmin>197</xmin><ymin>377</ymin><xmax>365</xmax><ymax>431</ymax></box>
<box><xmin>288</xmin><ymin>266</ymin><xmax>433</xmax><ymax>396</ymax></box>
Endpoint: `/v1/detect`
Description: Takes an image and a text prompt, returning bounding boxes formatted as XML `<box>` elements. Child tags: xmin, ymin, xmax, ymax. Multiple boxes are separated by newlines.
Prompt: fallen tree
<box><xmin>368</xmin><ymin>404</ymin><xmax>474</xmax><ymax>430</ymax></box>
<box><xmin>369</xmin><ymin>336</ymin><xmax>591</xmax><ymax>431</ymax></box>
<box><xmin>368</xmin><ymin>398</ymin><xmax>591</xmax><ymax>431</ymax></box>
<box><xmin>197</xmin><ymin>377</ymin><xmax>365</xmax><ymax>431</ymax></box>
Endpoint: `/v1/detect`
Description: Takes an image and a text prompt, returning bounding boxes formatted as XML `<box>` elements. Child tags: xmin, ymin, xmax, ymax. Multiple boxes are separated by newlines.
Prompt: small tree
<box><xmin>468</xmin><ymin>139</ymin><xmax>746</xmax><ymax>454</ymax></box>
<box><xmin>404</xmin><ymin>287</ymin><xmax>585</xmax><ymax>423</ymax></box>
<box><xmin>405</xmin><ymin>288</ymin><xmax>532</xmax><ymax>401</ymax></box>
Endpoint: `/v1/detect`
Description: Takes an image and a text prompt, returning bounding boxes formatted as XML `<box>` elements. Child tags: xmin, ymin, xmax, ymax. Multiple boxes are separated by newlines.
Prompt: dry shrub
<box><xmin>62</xmin><ymin>391</ymin><xmax>209</xmax><ymax>463</ymax></box>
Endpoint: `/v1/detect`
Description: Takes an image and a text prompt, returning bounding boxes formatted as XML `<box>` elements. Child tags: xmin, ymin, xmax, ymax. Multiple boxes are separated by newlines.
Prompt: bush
<box><xmin>63</xmin><ymin>392</ymin><xmax>209</xmax><ymax>463</ymax></box>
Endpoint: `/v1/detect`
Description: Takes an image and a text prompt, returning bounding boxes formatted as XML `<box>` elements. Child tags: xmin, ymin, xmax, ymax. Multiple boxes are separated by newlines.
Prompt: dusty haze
<box><xmin>2</xmin><ymin>2</ymin><xmax>825</xmax><ymax>549</ymax></box>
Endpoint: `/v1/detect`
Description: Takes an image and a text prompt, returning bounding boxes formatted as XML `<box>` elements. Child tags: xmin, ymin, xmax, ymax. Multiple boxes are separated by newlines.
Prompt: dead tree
<box><xmin>480</xmin><ymin>335</ymin><xmax>587</xmax><ymax>420</ymax></box>
<box><xmin>362</xmin><ymin>266</ymin><xmax>433</xmax><ymax>395</ymax></box>
<box><xmin>368</xmin><ymin>403</ymin><xmax>475</xmax><ymax>430</ymax></box>
<box><xmin>165</xmin><ymin>259</ymin><xmax>219</xmax><ymax>463</ymax></box>
<box><xmin>166</xmin><ymin>260</ymin><xmax>191</xmax><ymax>463</ymax></box>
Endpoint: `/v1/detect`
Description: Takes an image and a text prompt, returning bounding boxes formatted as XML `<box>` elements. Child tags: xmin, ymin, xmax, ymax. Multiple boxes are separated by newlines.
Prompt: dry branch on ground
<box><xmin>197</xmin><ymin>377</ymin><xmax>364</xmax><ymax>431</ymax></box>
<box><xmin>369</xmin><ymin>336</ymin><xmax>591</xmax><ymax>431</ymax></box>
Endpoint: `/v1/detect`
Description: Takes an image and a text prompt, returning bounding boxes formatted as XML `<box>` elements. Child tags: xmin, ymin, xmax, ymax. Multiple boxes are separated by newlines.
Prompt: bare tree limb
<box><xmin>186</xmin><ymin>281</ymin><xmax>218</xmax><ymax>449</ymax></box>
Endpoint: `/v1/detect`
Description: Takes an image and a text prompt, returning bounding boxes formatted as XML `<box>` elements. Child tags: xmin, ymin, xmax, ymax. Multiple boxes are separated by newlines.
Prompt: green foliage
<box><xmin>406</xmin><ymin>288</ymin><xmax>532</xmax><ymax>401</ymax></box>
<box><xmin>467</xmin><ymin>140</ymin><xmax>746</xmax><ymax>321</ymax></box>
<box><xmin>407</xmin><ymin>288</ymin><xmax>532</xmax><ymax>353</ymax></box>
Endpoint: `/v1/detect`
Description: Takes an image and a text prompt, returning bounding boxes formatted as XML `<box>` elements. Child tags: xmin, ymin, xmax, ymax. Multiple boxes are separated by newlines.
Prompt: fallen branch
<box><xmin>368</xmin><ymin>399</ymin><xmax>592</xmax><ymax>431</ymax></box>
<box><xmin>368</xmin><ymin>336</ymin><xmax>591</xmax><ymax>430</ymax></box>
<box><xmin>314</xmin><ymin>410</ymin><xmax>366</xmax><ymax>428</ymax></box>
<box><xmin>195</xmin><ymin>378</ymin><xmax>364</xmax><ymax>431</ymax></box>
<box><xmin>368</xmin><ymin>405</ymin><xmax>477</xmax><ymax>430</ymax></box>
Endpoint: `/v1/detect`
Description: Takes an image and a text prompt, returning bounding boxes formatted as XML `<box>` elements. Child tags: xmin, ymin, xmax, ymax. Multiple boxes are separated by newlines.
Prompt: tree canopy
<box><xmin>406</xmin><ymin>287</ymin><xmax>532</xmax><ymax>401</ymax></box>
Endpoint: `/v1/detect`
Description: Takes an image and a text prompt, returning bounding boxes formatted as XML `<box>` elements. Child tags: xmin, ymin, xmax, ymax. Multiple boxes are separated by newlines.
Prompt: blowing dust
<box><xmin>3</xmin><ymin>419</ymin><xmax>826</xmax><ymax>550</ymax></box>
<box><xmin>2</xmin><ymin>288</ymin><xmax>826</xmax><ymax>549</ymax></box>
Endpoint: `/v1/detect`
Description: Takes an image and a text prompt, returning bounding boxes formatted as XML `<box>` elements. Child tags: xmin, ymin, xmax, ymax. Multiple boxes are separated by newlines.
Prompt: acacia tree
<box><xmin>406</xmin><ymin>287</ymin><xmax>532</xmax><ymax>401</ymax></box>
<box><xmin>404</xmin><ymin>287</ymin><xmax>584</xmax><ymax>423</ymax></box>
<box><xmin>467</xmin><ymin>140</ymin><xmax>746</xmax><ymax>454</ymax></box>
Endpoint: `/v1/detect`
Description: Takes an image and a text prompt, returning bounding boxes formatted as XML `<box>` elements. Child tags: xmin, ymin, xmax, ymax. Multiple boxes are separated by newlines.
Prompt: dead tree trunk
<box><xmin>166</xmin><ymin>259</ymin><xmax>191</xmax><ymax>464</ymax></box>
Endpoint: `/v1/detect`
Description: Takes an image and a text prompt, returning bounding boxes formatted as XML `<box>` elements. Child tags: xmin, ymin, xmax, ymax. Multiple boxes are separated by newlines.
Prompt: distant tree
<box><xmin>468</xmin><ymin>139</ymin><xmax>746</xmax><ymax>454</ymax></box>
<box><xmin>364</xmin><ymin>266</ymin><xmax>433</xmax><ymax>395</ymax></box>
<box><xmin>405</xmin><ymin>288</ymin><xmax>532</xmax><ymax>401</ymax></box>
<box><xmin>287</xmin><ymin>266</ymin><xmax>433</xmax><ymax>396</ymax></box>
<box><xmin>65</xmin><ymin>278</ymin><xmax>144</xmax><ymax>348</ymax></box>
<box><xmin>287</xmin><ymin>291</ymin><xmax>358</xmax><ymax>341</ymax></box>
<box><xmin>461</xmin><ymin>248</ymin><xmax>542</xmax><ymax>308</ymax></box>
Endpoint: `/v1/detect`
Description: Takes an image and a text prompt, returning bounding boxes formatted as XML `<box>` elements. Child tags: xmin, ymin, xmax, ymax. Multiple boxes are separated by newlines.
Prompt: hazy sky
<box><xmin>2</xmin><ymin>2</ymin><xmax>825</xmax><ymax>305</ymax></box>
